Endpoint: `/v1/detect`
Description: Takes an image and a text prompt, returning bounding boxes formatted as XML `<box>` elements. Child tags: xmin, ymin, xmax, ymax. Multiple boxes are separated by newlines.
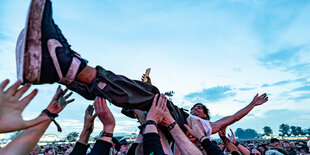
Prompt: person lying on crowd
<box><xmin>69</xmin><ymin>105</ymin><xmax>97</xmax><ymax>155</ymax></box>
<box><xmin>144</xmin><ymin>93</ymin><xmax>202</xmax><ymax>155</ymax></box>
<box><xmin>0</xmin><ymin>85</ymin><xmax>74</xmax><ymax>155</ymax></box>
<box><xmin>0</xmin><ymin>80</ymin><xmax>47</xmax><ymax>133</ymax></box>
<box><xmin>19</xmin><ymin>0</ymin><xmax>268</xmax><ymax>145</ymax></box>
<box><xmin>87</xmin><ymin>97</ymin><xmax>116</xmax><ymax>155</ymax></box>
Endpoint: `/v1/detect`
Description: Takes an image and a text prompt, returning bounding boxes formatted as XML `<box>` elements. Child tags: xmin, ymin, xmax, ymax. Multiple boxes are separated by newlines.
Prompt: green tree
<box><xmin>290</xmin><ymin>126</ymin><xmax>297</xmax><ymax>136</ymax></box>
<box><xmin>235</xmin><ymin>128</ymin><xmax>245</xmax><ymax>139</ymax></box>
<box><xmin>235</xmin><ymin>128</ymin><xmax>258</xmax><ymax>139</ymax></box>
<box><xmin>66</xmin><ymin>132</ymin><xmax>79</xmax><ymax>142</ymax></box>
<box><xmin>244</xmin><ymin>129</ymin><xmax>259</xmax><ymax>139</ymax></box>
<box><xmin>296</xmin><ymin>126</ymin><xmax>304</xmax><ymax>135</ymax></box>
<box><xmin>263</xmin><ymin>126</ymin><xmax>273</xmax><ymax>136</ymax></box>
<box><xmin>279</xmin><ymin>124</ymin><xmax>290</xmax><ymax>137</ymax></box>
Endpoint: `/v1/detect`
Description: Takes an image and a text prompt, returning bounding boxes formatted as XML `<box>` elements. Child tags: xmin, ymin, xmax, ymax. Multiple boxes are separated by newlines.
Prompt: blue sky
<box><xmin>0</xmin><ymin>0</ymin><xmax>310</xmax><ymax>139</ymax></box>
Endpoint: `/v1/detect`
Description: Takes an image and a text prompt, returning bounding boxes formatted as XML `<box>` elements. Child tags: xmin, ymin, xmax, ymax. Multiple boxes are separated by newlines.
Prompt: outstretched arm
<box><xmin>0</xmin><ymin>86</ymin><xmax>73</xmax><ymax>155</ymax></box>
<box><xmin>211</xmin><ymin>93</ymin><xmax>268</xmax><ymax>133</ymax></box>
<box><xmin>70</xmin><ymin>105</ymin><xmax>97</xmax><ymax>155</ymax></box>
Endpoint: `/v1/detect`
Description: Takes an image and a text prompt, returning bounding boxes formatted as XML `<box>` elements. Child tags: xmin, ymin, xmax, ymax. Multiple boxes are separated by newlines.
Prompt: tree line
<box><xmin>234</xmin><ymin>124</ymin><xmax>310</xmax><ymax>139</ymax></box>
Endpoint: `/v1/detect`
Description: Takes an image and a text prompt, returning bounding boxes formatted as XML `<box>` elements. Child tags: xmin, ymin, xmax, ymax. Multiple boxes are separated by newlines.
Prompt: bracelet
<box><xmin>101</xmin><ymin>132</ymin><xmax>113</xmax><ymax>138</ymax></box>
<box><xmin>145</xmin><ymin>120</ymin><xmax>157</xmax><ymax>127</ymax></box>
<box><xmin>221</xmin><ymin>136</ymin><xmax>229</xmax><ymax>141</ymax></box>
<box><xmin>42</xmin><ymin>109</ymin><xmax>62</xmax><ymax>132</ymax></box>
<box><xmin>167</xmin><ymin>121</ymin><xmax>176</xmax><ymax>130</ymax></box>
<box><xmin>199</xmin><ymin>135</ymin><xmax>207</xmax><ymax>143</ymax></box>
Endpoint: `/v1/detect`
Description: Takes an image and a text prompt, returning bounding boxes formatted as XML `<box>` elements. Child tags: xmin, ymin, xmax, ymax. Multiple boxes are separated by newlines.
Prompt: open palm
<box><xmin>0</xmin><ymin>80</ymin><xmax>45</xmax><ymax>133</ymax></box>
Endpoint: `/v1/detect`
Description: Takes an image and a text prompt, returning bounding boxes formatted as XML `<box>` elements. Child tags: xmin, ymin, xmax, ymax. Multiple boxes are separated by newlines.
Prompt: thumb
<box><xmin>91</xmin><ymin>113</ymin><xmax>97</xmax><ymax>121</ymax></box>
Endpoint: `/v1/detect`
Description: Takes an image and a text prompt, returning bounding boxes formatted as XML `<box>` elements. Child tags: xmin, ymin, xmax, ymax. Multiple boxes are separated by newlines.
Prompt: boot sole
<box><xmin>16</xmin><ymin>0</ymin><xmax>46</xmax><ymax>84</ymax></box>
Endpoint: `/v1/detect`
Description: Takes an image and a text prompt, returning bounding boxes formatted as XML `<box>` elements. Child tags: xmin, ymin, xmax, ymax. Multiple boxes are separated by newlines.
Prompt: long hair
<box><xmin>191</xmin><ymin>103</ymin><xmax>210</xmax><ymax>120</ymax></box>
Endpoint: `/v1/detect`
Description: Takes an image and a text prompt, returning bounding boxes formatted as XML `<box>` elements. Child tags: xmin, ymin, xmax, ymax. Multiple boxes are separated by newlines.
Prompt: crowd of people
<box><xmin>1</xmin><ymin>0</ymin><xmax>309</xmax><ymax>154</ymax></box>
<box><xmin>0</xmin><ymin>79</ymin><xmax>309</xmax><ymax>155</ymax></box>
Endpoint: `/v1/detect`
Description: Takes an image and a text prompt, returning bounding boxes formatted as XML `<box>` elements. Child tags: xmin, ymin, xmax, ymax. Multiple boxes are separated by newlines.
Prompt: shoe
<box><xmin>16</xmin><ymin>0</ymin><xmax>87</xmax><ymax>84</ymax></box>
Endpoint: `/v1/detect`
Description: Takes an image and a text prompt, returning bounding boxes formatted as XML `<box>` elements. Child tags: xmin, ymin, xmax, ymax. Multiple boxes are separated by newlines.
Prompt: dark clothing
<box><xmin>143</xmin><ymin>133</ymin><xmax>165</xmax><ymax>155</ymax></box>
<box><xmin>67</xmin><ymin>66</ymin><xmax>189</xmax><ymax>141</ymax></box>
<box><xmin>201</xmin><ymin>138</ymin><xmax>224</xmax><ymax>155</ymax></box>
<box><xmin>89</xmin><ymin>140</ymin><xmax>112</xmax><ymax>155</ymax></box>
<box><xmin>69</xmin><ymin>142</ymin><xmax>89</xmax><ymax>155</ymax></box>
<box><xmin>127</xmin><ymin>143</ymin><xmax>138</xmax><ymax>155</ymax></box>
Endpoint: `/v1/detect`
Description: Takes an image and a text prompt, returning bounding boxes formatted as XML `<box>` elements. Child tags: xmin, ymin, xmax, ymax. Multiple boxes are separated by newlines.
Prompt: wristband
<box><xmin>101</xmin><ymin>132</ymin><xmax>113</xmax><ymax>138</ymax></box>
<box><xmin>42</xmin><ymin>109</ymin><xmax>62</xmax><ymax>132</ymax></box>
<box><xmin>145</xmin><ymin>120</ymin><xmax>157</xmax><ymax>127</ymax></box>
<box><xmin>199</xmin><ymin>135</ymin><xmax>207</xmax><ymax>143</ymax></box>
<box><xmin>221</xmin><ymin>136</ymin><xmax>229</xmax><ymax>141</ymax></box>
<box><xmin>167</xmin><ymin>121</ymin><xmax>176</xmax><ymax>130</ymax></box>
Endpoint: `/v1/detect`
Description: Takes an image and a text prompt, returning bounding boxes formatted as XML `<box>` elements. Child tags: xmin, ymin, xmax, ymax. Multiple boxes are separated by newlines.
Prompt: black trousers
<box><xmin>67</xmin><ymin>66</ymin><xmax>189</xmax><ymax>140</ymax></box>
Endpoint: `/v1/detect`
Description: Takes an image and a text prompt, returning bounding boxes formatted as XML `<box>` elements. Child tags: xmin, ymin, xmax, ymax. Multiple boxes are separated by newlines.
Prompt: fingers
<box><xmin>62</xmin><ymin>88</ymin><xmax>68</xmax><ymax>95</ymax></box>
<box><xmin>160</xmin><ymin>94</ymin><xmax>167</xmax><ymax>109</ymax></box>
<box><xmin>157</xmin><ymin>94</ymin><xmax>164</xmax><ymax>107</ymax></box>
<box><xmin>184</xmin><ymin>124</ymin><xmax>191</xmax><ymax>131</ymax></box>
<box><xmin>0</xmin><ymin>79</ymin><xmax>9</xmax><ymax>91</ymax></box>
<box><xmin>94</xmin><ymin>97</ymin><xmax>100</xmax><ymax>111</ymax></box>
<box><xmin>230</xmin><ymin>129</ymin><xmax>235</xmax><ymax>137</ymax></box>
<box><xmin>53</xmin><ymin>85</ymin><xmax>63</xmax><ymax>100</ymax></box>
<box><xmin>66</xmin><ymin>99</ymin><xmax>75</xmax><ymax>104</ymax></box>
<box><xmin>101</xmin><ymin>97</ymin><xmax>107</xmax><ymax>108</ymax></box>
<box><xmin>230</xmin><ymin>128</ymin><xmax>233</xmax><ymax>134</ymax></box>
<box><xmin>5</xmin><ymin>80</ymin><xmax>21</xmax><ymax>95</ymax></box>
<box><xmin>91</xmin><ymin>113</ymin><xmax>97</xmax><ymax>121</ymax></box>
<box><xmin>64</xmin><ymin>92</ymin><xmax>73</xmax><ymax>99</ymax></box>
<box><xmin>192</xmin><ymin>119</ymin><xmax>200</xmax><ymax>128</ymax></box>
<box><xmin>94</xmin><ymin>97</ymin><xmax>105</xmax><ymax>113</ymax></box>
<box><xmin>20</xmin><ymin>89</ymin><xmax>38</xmax><ymax>109</ymax></box>
<box><xmin>14</xmin><ymin>84</ymin><xmax>31</xmax><ymax>99</ymax></box>
<box><xmin>152</xmin><ymin>94</ymin><xmax>159</xmax><ymax>108</ymax></box>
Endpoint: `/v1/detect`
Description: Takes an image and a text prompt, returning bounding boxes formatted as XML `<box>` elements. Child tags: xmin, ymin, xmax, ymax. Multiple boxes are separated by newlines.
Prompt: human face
<box><xmin>257</xmin><ymin>146</ymin><xmax>266</xmax><ymax>153</ymax></box>
<box><xmin>191</xmin><ymin>104</ymin><xmax>207</xmax><ymax>119</ymax></box>
<box><xmin>251</xmin><ymin>149</ymin><xmax>261</xmax><ymax>155</ymax></box>
<box><xmin>120</xmin><ymin>144</ymin><xmax>129</xmax><ymax>153</ymax></box>
<box><xmin>45</xmin><ymin>149</ymin><xmax>55</xmax><ymax>155</ymax></box>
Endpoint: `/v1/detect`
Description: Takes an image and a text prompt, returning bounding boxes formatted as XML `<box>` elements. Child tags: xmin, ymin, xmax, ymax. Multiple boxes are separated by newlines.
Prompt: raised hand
<box><xmin>0</xmin><ymin>80</ymin><xmax>43</xmax><ymax>133</ymax></box>
<box><xmin>146</xmin><ymin>94</ymin><xmax>167</xmax><ymax>124</ymax></box>
<box><xmin>218</xmin><ymin>126</ymin><xmax>227</xmax><ymax>139</ymax></box>
<box><xmin>46</xmin><ymin>86</ymin><xmax>74</xmax><ymax>114</ymax></box>
<box><xmin>141</xmin><ymin>74</ymin><xmax>151</xmax><ymax>84</ymax></box>
<box><xmin>228</xmin><ymin>129</ymin><xmax>237</xmax><ymax>143</ymax></box>
<box><xmin>94</xmin><ymin>97</ymin><xmax>115</xmax><ymax>133</ymax></box>
<box><xmin>78</xmin><ymin>105</ymin><xmax>97</xmax><ymax>144</ymax></box>
<box><xmin>184</xmin><ymin>117</ymin><xmax>205</xmax><ymax>140</ymax></box>
<box><xmin>250</xmin><ymin>93</ymin><xmax>268</xmax><ymax>106</ymax></box>
<box><xmin>83</xmin><ymin>105</ymin><xmax>97</xmax><ymax>133</ymax></box>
